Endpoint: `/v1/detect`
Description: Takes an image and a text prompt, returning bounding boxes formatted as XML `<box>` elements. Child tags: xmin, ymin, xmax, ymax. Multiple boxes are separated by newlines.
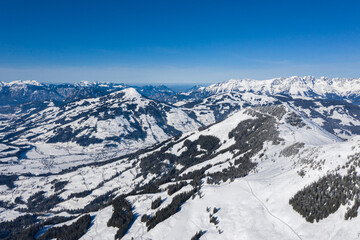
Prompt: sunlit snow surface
<box><xmin>203</xmin><ymin>76</ymin><xmax>360</xmax><ymax>100</ymax></box>
<box><xmin>1</xmin><ymin>83</ymin><xmax>360</xmax><ymax>239</ymax></box>
<box><xmin>123</xmin><ymin>141</ymin><xmax>360</xmax><ymax>240</ymax></box>
<box><xmin>1</xmin><ymin>103</ymin><xmax>360</xmax><ymax>239</ymax></box>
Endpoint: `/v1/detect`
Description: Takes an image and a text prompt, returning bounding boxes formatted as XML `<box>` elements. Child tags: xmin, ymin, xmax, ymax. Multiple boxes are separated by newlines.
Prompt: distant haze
<box><xmin>1</xmin><ymin>64</ymin><xmax>360</xmax><ymax>86</ymax></box>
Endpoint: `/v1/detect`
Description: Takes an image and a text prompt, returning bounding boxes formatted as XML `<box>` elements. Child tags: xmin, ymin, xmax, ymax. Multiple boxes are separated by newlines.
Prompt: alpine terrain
<box><xmin>1</xmin><ymin>76</ymin><xmax>360</xmax><ymax>240</ymax></box>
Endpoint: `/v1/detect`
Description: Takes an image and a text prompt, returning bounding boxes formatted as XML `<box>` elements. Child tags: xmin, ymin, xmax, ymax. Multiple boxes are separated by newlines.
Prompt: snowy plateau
<box><xmin>1</xmin><ymin>76</ymin><xmax>360</xmax><ymax>240</ymax></box>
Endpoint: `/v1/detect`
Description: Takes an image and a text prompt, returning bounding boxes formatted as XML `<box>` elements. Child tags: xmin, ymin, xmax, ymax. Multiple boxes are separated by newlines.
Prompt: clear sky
<box><xmin>0</xmin><ymin>0</ymin><xmax>359</xmax><ymax>84</ymax></box>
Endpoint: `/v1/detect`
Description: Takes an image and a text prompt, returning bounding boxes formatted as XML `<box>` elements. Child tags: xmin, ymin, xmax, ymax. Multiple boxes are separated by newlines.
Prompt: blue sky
<box><xmin>0</xmin><ymin>0</ymin><xmax>359</xmax><ymax>84</ymax></box>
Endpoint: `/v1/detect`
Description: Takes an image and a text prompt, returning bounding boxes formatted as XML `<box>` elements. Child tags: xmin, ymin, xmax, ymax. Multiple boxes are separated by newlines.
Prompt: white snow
<box><xmin>1</xmin><ymin>78</ymin><xmax>360</xmax><ymax>240</ymax></box>
<box><xmin>203</xmin><ymin>76</ymin><xmax>360</xmax><ymax>100</ymax></box>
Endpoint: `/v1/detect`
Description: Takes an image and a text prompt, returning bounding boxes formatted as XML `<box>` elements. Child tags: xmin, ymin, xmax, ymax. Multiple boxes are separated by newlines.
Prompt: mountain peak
<box><xmin>119</xmin><ymin>87</ymin><xmax>142</xmax><ymax>99</ymax></box>
<box><xmin>1</xmin><ymin>79</ymin><xmax>42</xmax><ymax>86</ymax></box>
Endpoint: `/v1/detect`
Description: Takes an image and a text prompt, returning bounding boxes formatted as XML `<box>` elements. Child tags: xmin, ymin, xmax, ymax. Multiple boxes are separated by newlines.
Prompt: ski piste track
<box><xmin>245</xmin><ymin>180</ymin><xmax>302</xmax><ymax>240</ymax></box>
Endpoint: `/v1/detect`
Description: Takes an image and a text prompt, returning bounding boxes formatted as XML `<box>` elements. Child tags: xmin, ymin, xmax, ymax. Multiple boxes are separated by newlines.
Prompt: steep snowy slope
<box><xmin>176</xmin><ymin>91</ymin><xmax>360</xmax><ymax>140</ymax></box>
<box><xmin>2</xmin><ymin>103</ymin><xmax>359</xmax><ymax>240</ymax></box>
<box><xmin>278</xmin><ymin>95</ymin><xmax>360</xmax><ymax>139</ymax></box>
<box><xmin>110</xmin><ymin>106</ymin><xmax>360</xmax><ymax>240</ymax></box>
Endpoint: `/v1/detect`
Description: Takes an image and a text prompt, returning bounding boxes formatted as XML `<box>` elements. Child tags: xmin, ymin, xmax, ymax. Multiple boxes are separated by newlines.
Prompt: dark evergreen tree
<box><xmin>151</xmin><ymin>197</ymin><xmax>163</xmax><ymax>209</ymax></box>
<box><xmin>107</xmin><ymin>197</ymin><xmax>134</xmax><ymax>239</ymax></box>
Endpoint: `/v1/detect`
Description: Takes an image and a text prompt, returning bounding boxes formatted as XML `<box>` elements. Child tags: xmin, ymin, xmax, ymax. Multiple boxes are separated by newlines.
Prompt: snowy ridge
<box><xmin>200</xmin><ymin>76</ymin><xmax>360</xmax><ymax>101</ymax></box>
<box><xmin>0</xmin><ymin>80</ymin><xmax>43</xmax><ymax>87</ymax></box>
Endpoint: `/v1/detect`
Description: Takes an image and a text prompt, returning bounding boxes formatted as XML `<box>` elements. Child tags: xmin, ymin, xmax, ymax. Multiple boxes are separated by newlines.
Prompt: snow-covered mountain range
<box><xmin>0</xmin><ymin>80</ymin><xmax>183</xmax><ymax>106</ymax></box>
<box><xmin>192</xmin><ymin>76</ymin><xmax>360</xmax><ymax>104</ymax></box>
<box><xmin>3</xmin><ymin>76</ymin><xmax>360</xmax><ymax>106</ymax></box>
<box><xmin>1</xmin><ymin>77</ymin><xmax>360</xmax><ymax>240</ymax></box>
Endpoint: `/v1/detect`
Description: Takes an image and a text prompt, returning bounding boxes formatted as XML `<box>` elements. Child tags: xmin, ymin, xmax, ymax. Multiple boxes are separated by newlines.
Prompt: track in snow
<box><xmin>245</xmin><ymin>180</ymin><xmax>302</xmax><ymax>240</ymax></box>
